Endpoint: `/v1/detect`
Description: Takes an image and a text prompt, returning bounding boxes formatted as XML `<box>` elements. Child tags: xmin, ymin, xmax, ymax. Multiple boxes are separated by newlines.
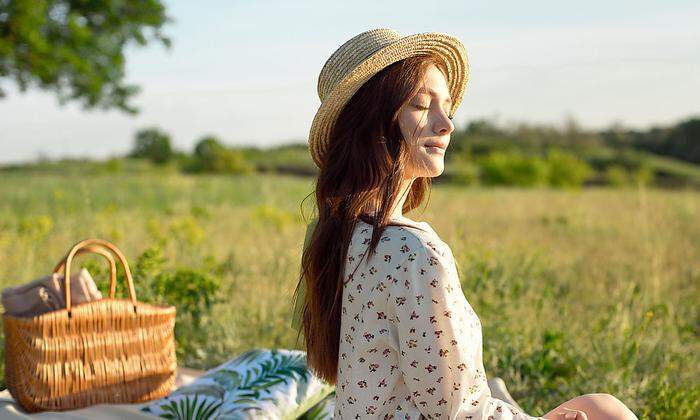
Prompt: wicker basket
<box><xmin>2</xmin><ymin>238</ymin><xmax>177</xmax><ymax>413</ymax></box>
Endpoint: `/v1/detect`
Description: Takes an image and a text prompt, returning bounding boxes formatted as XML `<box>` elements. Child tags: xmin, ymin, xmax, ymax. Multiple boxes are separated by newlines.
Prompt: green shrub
<box><xmin>102</xmin><ymin>158</ymin><xmax>124</xmax><ymax>173</ymax></box>
<box><xmin>632</xmin><ymin>163</ymin><xmax>654</xmax><ymax>186</ymax></box>
<box><xmin>86</xmin><ymin>245</ymin><xmax>223</xmax><ymax>366</ymax></box>
<box><xmin>452</xmin><ymin>161</ymin><xmax>481</xmax><ymax>186</ymax></box>
<box><xmin>605</xmin><ymin>165</ymin><xmax>631</xmax><ymax>187</ymax></box>
<box><xmin>479</xmin><ymin>150</ymin><xmax>549</xmax><ymax>187</ymax></box>
<box><xmin>545</xmin><ymin>148</ymin><xmax>592</xmax><ymax>188</ymax></box>
<box><xmin>449</xmin><ymin>151</ymin><xmax>481</xmax><ymax>186</ymax></box>
<box><xmin>184</xmin><ymin>136</ymin><xmax>255</xmax><ymax>174</ymax></box>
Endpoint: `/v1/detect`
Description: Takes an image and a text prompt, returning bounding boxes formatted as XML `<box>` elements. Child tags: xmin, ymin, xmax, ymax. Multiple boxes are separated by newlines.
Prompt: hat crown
<box><xmin>317</xmin><ymin>28</ymin><xmax>402</xmax><ymax>103</ymax></box>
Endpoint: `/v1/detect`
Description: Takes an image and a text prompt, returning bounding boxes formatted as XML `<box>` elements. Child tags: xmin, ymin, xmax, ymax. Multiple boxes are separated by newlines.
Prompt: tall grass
<box><xmin>0</xmin><ymin>171</ymin><xmax>697</xmax><ymax>418</ymax></box>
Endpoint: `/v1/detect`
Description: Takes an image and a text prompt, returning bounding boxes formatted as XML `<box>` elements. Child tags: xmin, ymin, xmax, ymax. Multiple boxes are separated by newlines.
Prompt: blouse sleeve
<box><xmin>387</xmin><ymin>240</ymin><xmax>542</xmax><ymax>420</ymax></box>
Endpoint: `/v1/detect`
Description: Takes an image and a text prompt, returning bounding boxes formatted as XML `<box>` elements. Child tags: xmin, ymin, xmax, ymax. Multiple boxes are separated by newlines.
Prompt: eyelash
<box><xmin>414</xmin><ymin>105</ymin><xmax>454</xmax><ymax>120</ymax></box>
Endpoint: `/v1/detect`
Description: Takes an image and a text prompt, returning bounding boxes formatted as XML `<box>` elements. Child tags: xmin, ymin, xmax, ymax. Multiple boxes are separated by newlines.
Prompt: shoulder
<box><xmin>387</xmin><ymin>225</ymin><xmax>461</xmax><ymax>300</ymax></box>
<box><xmin>352</xmin><ymin>220</ymin><xmax>453</xmax><ymax>266</ymax></box>
<box><xmin>397</xmin><ymin>224</ymin><xmax>451</xmax><ymax>262</ymax></box>
<box><xmin>373</xmin><ymin>223</ymin><xmax>453</xmax><ymax>277</ymax></box>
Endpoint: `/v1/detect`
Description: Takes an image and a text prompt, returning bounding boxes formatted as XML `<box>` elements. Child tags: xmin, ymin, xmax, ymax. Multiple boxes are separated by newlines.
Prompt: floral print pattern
<box><xmin>335</xmin><ymin>218</ymin><xmax>543</xmax><ymax>419</ymax></box>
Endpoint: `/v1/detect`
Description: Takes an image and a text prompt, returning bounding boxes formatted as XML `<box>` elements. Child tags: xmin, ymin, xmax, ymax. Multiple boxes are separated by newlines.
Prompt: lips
<box><xmin>424</xmin><ymin>141</ymin><xmax>448</xmax><ymax>150</ymax></box>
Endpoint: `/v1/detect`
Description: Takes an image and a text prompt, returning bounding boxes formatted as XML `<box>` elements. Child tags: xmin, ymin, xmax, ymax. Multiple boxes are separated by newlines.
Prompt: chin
<box><xmin>429</xmin><ymin>167</ymin><xmax>445</xmax><ymax>177</ymax></box>
<box><xmin>424</xmin><ymin>162</ymin><xmax>445</xmax><ymax>177</ymax></box>
<box><xmin>428</xmin><ymin>157</ymin><xmax>445</xmax><ymax>176</ymax></box>
<box><xmin>411</xmin><ymin>153</ymin><xmax>445</xmax><ymax>177</ymax></box>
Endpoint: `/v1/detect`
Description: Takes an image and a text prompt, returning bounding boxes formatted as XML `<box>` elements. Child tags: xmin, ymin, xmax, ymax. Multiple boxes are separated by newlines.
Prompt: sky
<box><xmin>1</xmin><ymin>0</ymin><xmax>698</xmax><ymax>164</ymax></box>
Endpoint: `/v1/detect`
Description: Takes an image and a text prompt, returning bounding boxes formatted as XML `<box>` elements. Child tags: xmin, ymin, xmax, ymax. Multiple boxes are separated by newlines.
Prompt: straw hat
<box><xmin>308</xmin><ymin>28</ymin><xmax>469</xmax><ymax>169</ymax></box>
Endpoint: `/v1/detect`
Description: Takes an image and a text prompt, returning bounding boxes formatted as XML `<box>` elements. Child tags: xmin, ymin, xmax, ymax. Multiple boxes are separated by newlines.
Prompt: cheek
<box><xmin>397</xmin><ymin>109</ymin><xmax>426</xmax><ymax>142</ymax></box>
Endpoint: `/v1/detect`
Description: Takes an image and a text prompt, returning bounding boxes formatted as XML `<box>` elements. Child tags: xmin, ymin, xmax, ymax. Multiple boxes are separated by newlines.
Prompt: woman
<box><xmin>296</xmin><ymin>28</ymin><xmax>638</xmax><ymax>420</ymax></box>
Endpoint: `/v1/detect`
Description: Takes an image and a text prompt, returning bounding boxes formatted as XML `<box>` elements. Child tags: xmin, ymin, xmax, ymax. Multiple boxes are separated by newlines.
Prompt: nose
<box><xmin>433</xmin><ymin>109</ymin><xmax>454</xmax><ymax>136</ymax></box>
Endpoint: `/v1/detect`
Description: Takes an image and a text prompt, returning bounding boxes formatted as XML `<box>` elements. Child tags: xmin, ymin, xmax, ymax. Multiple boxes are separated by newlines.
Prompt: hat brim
<box><xmin>308</xmin><ymin>32</ymin><xmax>469</xmax><ymax>169</ymax></box>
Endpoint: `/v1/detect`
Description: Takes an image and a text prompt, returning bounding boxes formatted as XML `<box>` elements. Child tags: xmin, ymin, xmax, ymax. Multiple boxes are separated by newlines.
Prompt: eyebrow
<box><xmin>416</xmin><ymin>87</ymin><xmax>452</xmax><ymax>104</ymax></box>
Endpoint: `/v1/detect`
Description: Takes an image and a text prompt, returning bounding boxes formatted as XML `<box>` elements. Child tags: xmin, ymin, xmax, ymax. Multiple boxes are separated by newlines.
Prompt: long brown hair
<box><xmin>297</xmin><ymin>53</ymin><xmax>449</xmax><ymax>384</ymax></box>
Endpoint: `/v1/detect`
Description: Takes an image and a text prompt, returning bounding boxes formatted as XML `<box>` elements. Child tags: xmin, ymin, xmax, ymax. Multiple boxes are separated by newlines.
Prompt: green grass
<box><xmin>0</xmin><ymin>171</ymin><xmax>698</xmax><ymax>419</ymax></box>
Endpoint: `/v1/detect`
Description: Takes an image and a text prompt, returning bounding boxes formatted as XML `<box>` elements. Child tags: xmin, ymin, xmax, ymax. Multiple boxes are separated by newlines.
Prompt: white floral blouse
<box><xmin>334</xmin><ymin>216</ymin><xmax>543</xmax><ymax>420</ymax></box>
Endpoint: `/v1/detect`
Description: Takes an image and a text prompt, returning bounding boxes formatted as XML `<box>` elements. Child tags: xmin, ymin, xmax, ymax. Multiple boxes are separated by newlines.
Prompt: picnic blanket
<box><xmin>0</xmin><ymin>349</ymin><xmax>522</xmax><ymax>419</ymax></box>
<box><xmin>0</xmin><ymin>367</ymin><xmax>203</xmax><ymax>419</ymax></box>
<box><xmin>0</xmin><ymin>349</ymin><xmax>333</xmax><ymax>420</ymax></box>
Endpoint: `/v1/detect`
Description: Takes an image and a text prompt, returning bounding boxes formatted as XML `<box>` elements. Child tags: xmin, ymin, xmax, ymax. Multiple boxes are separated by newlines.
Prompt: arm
<box><xmin>388</xmin><ymin>240</ymin><xmax>542</xmax><ymax>420</ymax></box>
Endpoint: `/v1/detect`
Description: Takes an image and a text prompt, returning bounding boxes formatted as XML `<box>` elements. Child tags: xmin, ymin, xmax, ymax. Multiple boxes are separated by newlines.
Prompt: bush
<box><xmin>479</xmin><ymin>150</ymin><xmax>549</xmax><ymax>187</ymax></box>
<box><xmin>85</xmin><ymin>245</ymin><xmax>223</xmax><ymax>366</ymax></box>
<box><xmin>102</xmin><ymin>157</ymin><xmax>124</xmax><ymax>173</ymax></box>
<box><xmin>632</xmin><ymin>162</ymin><xmax>654</xmax><ymax>186</ymax></box>
<box><xmin>605</xmin><ymin>164</ymin><xmax>630</xmax><ymax>187</ymax></box>
<box><xmin>452</xmin><ymin>161</ymin><xmax>481</xmax><ymax>186</ymax></box>
<box><xmin>149</xmin><ymin>268</ymin><xmax>221</xmax><ymax>363</ymax></box>
<box><xmin>184</xmin><ymin>136</ymin><xmax>254</xmax><ymax>174</ymax></box>
<box><xmin>545</xmin><ymin>148</ymin><xmax>592</xmax><ymax>188</ymax></box>
<box><xmin>449</xmin><ymin>151</ymin><xmax>481</xmax><ymax>186</ymax></box>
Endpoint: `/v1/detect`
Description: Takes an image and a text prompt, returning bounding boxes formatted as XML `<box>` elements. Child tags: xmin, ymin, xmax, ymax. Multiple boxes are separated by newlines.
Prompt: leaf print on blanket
<box><xmin>155</xmin><ymin>395</ymin><xmax>223</xmax><ymax>420</ymax></box>
<box><xmin>298</xmin><ymin>391</ymin><xmax>336</xmax><ymax>420</ymax></box>
<box><xmin>141</xmin><ymin>349</ymin><xmax>334</xmax><ymax>420</ymax></box>
<box><xmin>219</xmin><ymin>350</ymin><xmax>311</xmax><ymax>414</ymax></box>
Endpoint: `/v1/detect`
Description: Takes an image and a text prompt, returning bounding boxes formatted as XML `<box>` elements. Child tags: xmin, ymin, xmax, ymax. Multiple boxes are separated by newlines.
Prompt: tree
<box><xmin>0</xmin><ymin>0</ymin><xmax>171</xmax><ymax>113</ymax></box>
<box><xmin>665</xmin><ymin>118</ymin><xmax>700</xmax><ymax>164</ymax></box>
<box><xmin>194</xmin><ymin>136</ymin><xmax>225</xmax><ymax>160</ymax></box>
<box><xmin>188</xmin><ymin>135</ymin><xmax>253</xmax><ymax>174</ymax></box>
<box><xmin>130</xmin><ymin>127</ymin><xmax>172</xmax><ymax>164</ymax></box>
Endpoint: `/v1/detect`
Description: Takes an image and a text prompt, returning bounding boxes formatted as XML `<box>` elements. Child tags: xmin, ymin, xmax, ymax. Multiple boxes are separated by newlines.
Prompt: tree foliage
<box><xmin>130</xmin><ymin>127</ymin><xmax>173</xmax><ymax>164</ymax></box>
<box><xmin>600</xmin><ymin>117</ymin><xmax>700</xmax><ymax>165</ymax></box>
<box><xmin>0</xmin><ymin>0</ymin><xmax>171</xmax><ymax>113</ymax></box>
<box><xmin>186</xmin><ymin>135</ymin><xmax>254</xmax><ymax>174</ymax></box>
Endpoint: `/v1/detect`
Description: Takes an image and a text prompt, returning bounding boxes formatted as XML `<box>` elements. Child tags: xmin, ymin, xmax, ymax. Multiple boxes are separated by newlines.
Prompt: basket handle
<box><xmin>57</xmin><ymin>239</ymin><xmax>138</xmax><ymax>316</ymax></box>
<box><xmin>52</xmin><ymin>245</ymin><xmax>118</xmax><ymax>296</ymax></box>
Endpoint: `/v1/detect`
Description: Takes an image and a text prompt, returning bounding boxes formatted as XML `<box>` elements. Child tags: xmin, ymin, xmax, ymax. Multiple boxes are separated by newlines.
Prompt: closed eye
<box><xmin>416</xmin><ymin>88</ymin><xmax>452</xmax><ymax>106</ymax></box>
<box><xmin>414</xmin><ymin>104</ymin><xmax>451</xmax><ymax>117</ymax></box>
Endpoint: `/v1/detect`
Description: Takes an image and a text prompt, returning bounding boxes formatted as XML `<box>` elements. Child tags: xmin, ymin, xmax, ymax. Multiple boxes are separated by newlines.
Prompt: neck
<box><xmin>384</xmin><ymin>178</ymin><xmax>415</xmax><ymax>220</ymax></box>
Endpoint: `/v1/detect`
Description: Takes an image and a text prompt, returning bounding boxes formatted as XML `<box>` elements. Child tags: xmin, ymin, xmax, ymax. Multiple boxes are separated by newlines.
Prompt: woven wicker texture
<box><xmin>2</xmin><ymin>239</ymin><xmax>177</xmax><ymax>413</ymax></box>
<box><xmin>309</xmin><ymin>28</ymin><xmax>470</xmax><ymax>169</ymax></box>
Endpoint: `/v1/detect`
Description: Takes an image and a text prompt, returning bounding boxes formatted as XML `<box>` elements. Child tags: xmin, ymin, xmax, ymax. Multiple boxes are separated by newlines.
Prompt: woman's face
<box><xmin>397</xmin><ymin>63</ymin><xmax>455</xmax><ymax>179</ymax></box>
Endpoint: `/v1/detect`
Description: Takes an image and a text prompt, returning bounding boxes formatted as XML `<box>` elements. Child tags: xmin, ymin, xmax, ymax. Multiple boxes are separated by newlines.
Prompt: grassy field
<box><xmin>0</xmin><ymin>171</ymin><xmax>698</xmax><ymax>419</ymax></box>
